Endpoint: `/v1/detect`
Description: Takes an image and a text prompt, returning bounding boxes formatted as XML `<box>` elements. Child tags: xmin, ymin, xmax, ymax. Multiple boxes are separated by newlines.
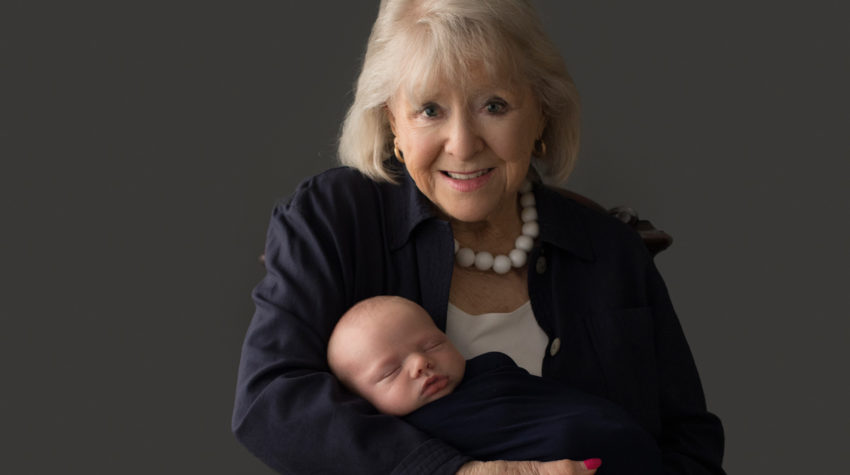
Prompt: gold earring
<box><xmin>394</xmin><ymin>142</ymin><xmax>405</xmax><ymax>163</ymax></box>
<box><xmin>533</xmin><ymin>139</ymin><xmax>547</xmax><ymax>157</ymax></box>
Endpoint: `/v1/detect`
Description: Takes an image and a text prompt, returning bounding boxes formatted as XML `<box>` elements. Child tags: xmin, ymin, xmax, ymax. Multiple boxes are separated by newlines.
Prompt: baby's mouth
<box><xmin>421</xmin><ymin>375</ymin><xmax>449</xmax><ymax>397</ymax></box>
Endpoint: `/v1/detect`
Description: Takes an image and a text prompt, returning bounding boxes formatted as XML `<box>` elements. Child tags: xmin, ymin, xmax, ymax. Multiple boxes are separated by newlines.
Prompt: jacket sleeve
<box><xmin>646</xmin><ymin>258</ymin><xmax>726</xmax><ymax>475</ymax></box>
<box><xmin>231</xmin><ymin>178</ymin><xmax>470</xmax><ymax>474</ymax></box>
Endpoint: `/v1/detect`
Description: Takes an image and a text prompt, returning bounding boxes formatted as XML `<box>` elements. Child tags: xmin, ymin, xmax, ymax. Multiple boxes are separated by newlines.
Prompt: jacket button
<box><xmin>549</xmin><ymin>337</ymin><xmax>561</xmax><ymax>356</ymax></box>
<box><xmin>535</xmin><ymin>256</ymin><xmax>547</xmax><ymax>274</ymax></box>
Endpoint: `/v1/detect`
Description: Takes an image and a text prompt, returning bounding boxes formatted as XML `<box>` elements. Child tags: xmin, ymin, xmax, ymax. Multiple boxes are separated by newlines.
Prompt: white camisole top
<box><xmin>445</xmin><ymin>301</ymin><xmax>549</xmax><ymax>376</ymax></box>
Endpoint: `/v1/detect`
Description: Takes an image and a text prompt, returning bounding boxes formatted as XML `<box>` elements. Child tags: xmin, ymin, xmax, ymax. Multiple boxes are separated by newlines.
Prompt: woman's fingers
<box><xmin>455</xmin><ymin>460</ymin><xmax>535</xmax><ymax>474</ymax></box>
<box><xmin>456</xmin><ymin>458</ymin><xmax>602</xmax><ymax>474</ymax></box>
<box><xmin>537</xmin><ymin>458</ymin><xmax>601</xmax><ymax>474</ymax></box>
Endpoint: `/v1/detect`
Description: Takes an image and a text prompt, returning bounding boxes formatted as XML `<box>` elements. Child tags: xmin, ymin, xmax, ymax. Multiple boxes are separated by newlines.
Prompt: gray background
<box><xmin>3</xmin><ymin>1</ymin><xmax>848</xmax><ymax>473</ymax></box>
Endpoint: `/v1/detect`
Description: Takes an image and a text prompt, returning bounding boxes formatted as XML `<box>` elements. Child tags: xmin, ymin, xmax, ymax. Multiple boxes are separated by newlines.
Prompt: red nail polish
<box><xmin>583</xmin><ymin>458</ymin><xmax>602</xmax><ymax>470</ymax></box>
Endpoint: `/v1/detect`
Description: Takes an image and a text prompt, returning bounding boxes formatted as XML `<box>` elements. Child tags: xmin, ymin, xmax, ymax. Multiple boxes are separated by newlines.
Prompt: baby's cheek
<box><xmin>375</xmin><ymin>386</ymin><xmax>410</xmax><ymax>416</ymax></box>
<box><xmin>400</xmin><ymin>385</ymin><xmax>423</xmax><ymax>414</ymax></box>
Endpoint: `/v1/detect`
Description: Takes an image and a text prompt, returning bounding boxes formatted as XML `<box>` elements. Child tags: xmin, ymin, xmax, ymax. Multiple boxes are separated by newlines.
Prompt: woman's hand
<box><xmin>457</xmin><ymin>458</ymin><xmax>601</xmax><ymax>475</ymax></box>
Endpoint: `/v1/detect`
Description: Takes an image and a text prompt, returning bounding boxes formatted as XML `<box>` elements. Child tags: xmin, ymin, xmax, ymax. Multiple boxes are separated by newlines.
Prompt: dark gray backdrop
<box><xmin>3</xmin><ymin>1</ymin><xmax>848</xmax><ymax>473</ymax></box>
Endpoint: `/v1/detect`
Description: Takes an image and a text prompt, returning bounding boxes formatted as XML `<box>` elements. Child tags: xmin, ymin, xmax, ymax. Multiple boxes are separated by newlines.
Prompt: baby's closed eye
<box><xmin>379</xmin><ymin>367</ymin><xmax>400</xmax><ymax>381</ymax></box>
<box><xmin>428</xmin><ymin>343</ymin><xmax>443</xmax><ymax>352</ymax></box>
<box><xmin>423</xmin><ymin>339</ymin><xmax>445</xmax><ymax>351</ymax></box>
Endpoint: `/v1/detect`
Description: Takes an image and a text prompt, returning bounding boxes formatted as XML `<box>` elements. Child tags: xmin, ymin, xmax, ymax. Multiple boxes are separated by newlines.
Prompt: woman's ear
<box><xmin>537</xmin><ymin>110</ymin><xmax>547</xmax><ymax>139</ymax></box>
<box><xmin>384</xmin><ymin>104</ymin><xmax>398</xmax><ymax>136</ymax></box>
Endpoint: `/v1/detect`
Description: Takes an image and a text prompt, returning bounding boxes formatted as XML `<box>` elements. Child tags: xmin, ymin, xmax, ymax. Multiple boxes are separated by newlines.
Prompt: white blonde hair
<box><xmin>338</xmin><ymin>0</ymin><xmax>581</xmax><ymax>184</ymax></box>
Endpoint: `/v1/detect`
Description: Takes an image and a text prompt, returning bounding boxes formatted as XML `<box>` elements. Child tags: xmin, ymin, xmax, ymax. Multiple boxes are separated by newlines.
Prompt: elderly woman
<box><xmin>232</xmin><ymin>0</ymin><xmax>725</xmax><ymax>474</ymax></box>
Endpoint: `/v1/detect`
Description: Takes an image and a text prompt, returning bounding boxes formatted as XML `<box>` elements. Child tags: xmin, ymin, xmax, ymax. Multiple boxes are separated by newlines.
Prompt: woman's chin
<box><xmin>440</xmin><ymin>204</ymin><xmax>499</xmax><ymax>225</ymax></box>
<box><xmin>434</xmin><ymin>183</ymin><xmax>509</xmax><ymax>224</ymax></box>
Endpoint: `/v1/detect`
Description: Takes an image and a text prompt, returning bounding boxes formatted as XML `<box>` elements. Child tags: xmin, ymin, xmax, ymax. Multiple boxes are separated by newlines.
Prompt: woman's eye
<box><xmin>485</xmin><ymin>100</ymin><xmax>507</xmax><ymax>114</ymax></box>
<box><xmin>421</xmin><ymin>104</ymin><xmax>439</xmax><ymax>118</ymax></box>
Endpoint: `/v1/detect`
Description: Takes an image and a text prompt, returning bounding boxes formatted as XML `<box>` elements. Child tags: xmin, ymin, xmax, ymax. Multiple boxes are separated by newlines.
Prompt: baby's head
<box><xmin>327</xmin><ymin>296</ymin><xmax>465</xmax><ymax>416</ymax></box>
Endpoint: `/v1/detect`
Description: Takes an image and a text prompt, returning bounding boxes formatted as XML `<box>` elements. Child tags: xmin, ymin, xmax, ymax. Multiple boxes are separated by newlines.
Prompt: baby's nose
<box><xmin>410</xmin><ymin>354</ymin><xmax>433</xmax><ymax>376</ymax></box>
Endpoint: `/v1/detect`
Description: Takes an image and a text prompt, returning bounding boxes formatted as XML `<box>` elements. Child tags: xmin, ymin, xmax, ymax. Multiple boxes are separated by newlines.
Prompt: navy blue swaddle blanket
<box><xmin>404</xmin><ymin>352</ymin><xmax>663</xmax><ymax>474</ymax></box>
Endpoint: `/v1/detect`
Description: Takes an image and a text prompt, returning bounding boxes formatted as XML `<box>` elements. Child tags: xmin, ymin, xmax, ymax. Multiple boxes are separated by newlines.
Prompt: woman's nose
<box><xmin>444</xmin><ymin>111</ymin><xmax>483</xmax><ymax>160</ymax></box>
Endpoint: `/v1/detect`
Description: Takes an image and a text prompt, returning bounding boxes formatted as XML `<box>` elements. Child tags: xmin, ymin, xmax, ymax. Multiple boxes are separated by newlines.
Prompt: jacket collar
<box><xmin>535</xmin><ymin>184</ymin><xmax>595</xmax><ymax>261</ymax></box>
<box><xmin>383</xmin><ymin>165</ymin><xmax>594</xmax><ymax>261</ymax></box>
<box><xmin>384</xmin><ymin>166</ymin><xmax>437</xmax><ymax>251</ymax></box>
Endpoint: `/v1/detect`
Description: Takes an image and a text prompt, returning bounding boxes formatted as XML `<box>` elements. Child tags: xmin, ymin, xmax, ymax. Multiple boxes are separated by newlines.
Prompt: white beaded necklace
<box><xmin>453</xmin><ymin>180</ymin><xmax>538</xmax><ymax>274</ymax></box>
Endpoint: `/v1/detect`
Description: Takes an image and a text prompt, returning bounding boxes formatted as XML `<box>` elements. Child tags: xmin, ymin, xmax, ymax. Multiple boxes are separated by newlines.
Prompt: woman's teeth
<box><xmin>445</xmin><ymin>169</ymin><xmax>490</xmax><ymax>180</ymax></box>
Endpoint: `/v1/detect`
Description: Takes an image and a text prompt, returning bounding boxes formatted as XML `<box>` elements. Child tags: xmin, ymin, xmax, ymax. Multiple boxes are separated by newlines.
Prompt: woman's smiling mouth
<box><xmin>443</xmin><ymin>169</ymin><xmax>492</xmax><ymax>180</ymax></box>
<box><xmin>440</xmin><ymin>168</ymin><xmax>495</xmax><ymax>192</ymax></box>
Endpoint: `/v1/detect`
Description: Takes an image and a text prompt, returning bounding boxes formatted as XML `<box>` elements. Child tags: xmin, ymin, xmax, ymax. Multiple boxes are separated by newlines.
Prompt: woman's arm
<box><xmin>646</xmin><ymin>258</ymin><xmax>726</xmax><ymax>474</ymax></box>
<box><xmin>231</xmin><ymin>172</ymin><xmax>470</xmax><ymax>474</ymax></box>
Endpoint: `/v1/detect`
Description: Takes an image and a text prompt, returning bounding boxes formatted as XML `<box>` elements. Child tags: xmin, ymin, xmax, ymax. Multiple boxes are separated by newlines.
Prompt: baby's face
<box><xmin>335</xmin><ymin>299</ymin><xmax>465</xmax><ymax>416</ymax></box>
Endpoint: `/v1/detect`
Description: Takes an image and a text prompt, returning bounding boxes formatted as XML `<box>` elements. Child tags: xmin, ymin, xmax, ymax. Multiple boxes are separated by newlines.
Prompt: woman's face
<box><xmin>387</xmin><ymin>70</ymin><xmax>545</xmax><ymax>224</ymax></box>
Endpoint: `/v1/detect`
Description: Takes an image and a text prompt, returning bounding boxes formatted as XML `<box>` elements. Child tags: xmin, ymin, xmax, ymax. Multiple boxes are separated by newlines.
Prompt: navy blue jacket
<box><xmin>232</xmin><ymin>166</ymin><xmax>725</xmax><ymax>474</ymax></box>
